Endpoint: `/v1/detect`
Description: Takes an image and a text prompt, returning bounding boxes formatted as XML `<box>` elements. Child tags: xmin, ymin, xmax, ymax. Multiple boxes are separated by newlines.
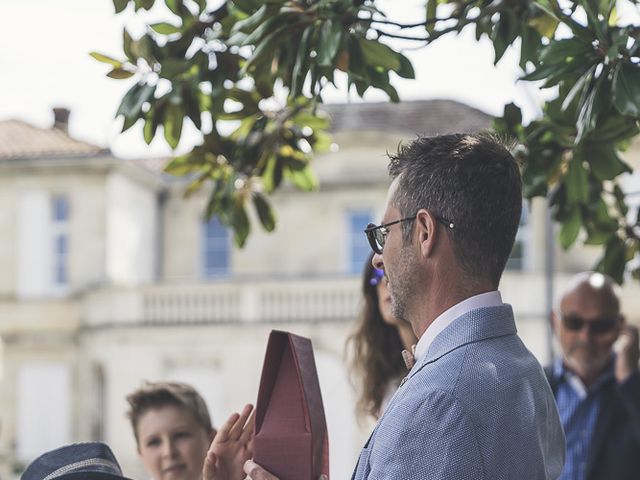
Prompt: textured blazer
<box><xmin>352</xmin><ymin>304</ymin><xmax>566</xmax><ymax>479</ymax></box>
<box><xmin>545</xmin><ymin>366</ymin><xmax>640</xmax><ymax>480</ymax></box>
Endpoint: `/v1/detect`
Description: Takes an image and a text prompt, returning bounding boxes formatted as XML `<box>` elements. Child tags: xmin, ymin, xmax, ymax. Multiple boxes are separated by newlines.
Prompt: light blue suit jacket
<box><xmin>352</xmin><ymin>304</ymin><xmax>565</xmax><ymax>479</ymax></box>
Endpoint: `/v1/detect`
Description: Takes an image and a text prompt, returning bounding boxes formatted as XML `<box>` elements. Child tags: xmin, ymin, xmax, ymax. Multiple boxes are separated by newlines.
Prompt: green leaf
<box><xmin>425</xmin><ymin>0</ymin><xmax>437</xmax><ymax>35</ymax></box>
<box><xmin>113</xmin><ymin>0</ymin><xmax>128</xmax><ymax>13</ymax></box>
<box><xmin>107</xmin><ymin>68</ymin><xmax>135</xmax><ymax>79</ymax></box>
<box><xmin>539</xmin><ymin>37</ymin><xmax>592</xmax><ymax>65</ymax></box>
<box><xmin>231</xmin><ymin>198</ymin><xmax>250</xmax><ymax>247</ymax></box>
<box><xmin>253</xmin><ymin>192</ymin><xmax>276</xmax><ymax>231</ymax></box>
<box><xmin>561</xmin><ymin>65</ymin><xmax>594</xmax><ymax>112</ymax></box>
<box><xmin>123</xmin><ymin>29</ymin><xmax>135</xmax><ymax>61</ymax></box>
<box><xmin>291</xmin><ymin>111</ymin><xmax>329</xmax><ymax>130</ymax></box>
<box><xmin>165</xmin><ymin>0</ymin><xmax>182</xmax><ymax>15</ymax></box>
<box><xmin>528</xmin><ymin>11</ymin><xmax>559</xmax><ymax>38</ymax></box>
<box><xmin>143</xmin><ymin>105</ymin><xmax>163</xmax><ymax>144</ymax></box>
<box><xmin>602</xmin><ymin>237</ymin><xmax>626</xmax><ymax>283</ymax></box>
<box><xmin>262</xmin><ymin>155</ymin><xmax>283</xmax><ymax>194</ymax></box>
<box><xmin>131</xmin><ymin>34</ymin><xmax>155</xmax><ymax>65</ymax></box>
<box><xmin>231</xmin><ymin>4</ymin><xmax>268</xmax><ymax>34</ymax></box>
<box><xmin>614</xmin><ymin>184</ymin><xmax>629</xmax><ymax>216</ymax></box>
<box><xmin>286</xmin><ymin>165</ymin><xmax>318</xmax><ymax>191</ymax></box>
<box><xmin>164</xmin><ymin>153</ymin><xmax>198</xmax><ymax>175</ymax></box>
<box><xmin>584</xmin><ymin>229</ymin><xmax>613</xmax><ymax>245</ymax></box>
<box><xmin>116</xmin><ymin>83</ymin><xmax>156</xmax><ymax>118</ymax></box>
<box><xmin>150</xmin><ymin>22</ymin><xmax>181</xmax><ymax>34</ymax></box>
<box><xmin>160</xmin><ymin>58</ymin><xmax>191</xmax><ymax>77</ymax></box>
<box><xmin>358</xmin><ymin>39</ymin><xmax>400</xmax><ymax>70</ymax></box>
<box><xmin>163</xmin><ymin>103</ymin><xmax>184</xmax><ymax>149</ymax></box>
<box><xmin>565</xmin><ymin>157</ymin><xmax>589</xmax><ymax>204</ymax></box>
<box><xmin>587</xmin><ymin>143</ymin><xmax>632</xmax><ymax>180</ymax></box>
<box><xmin>612</xmin><ymin>62</ymin><xmax>640</xmax><ymax>117</ymax></box>
<box><xmin>143</xmin><ymin>115</ymin><xmax>156</xmax><ymax>144</ymax></box>
<box><xmin>291</xmin><ymin>25</ymin><xmax>313</xmax><ymax>97</ymax></box>
<box><xmin>90</xmin><ymin>52</ymin><xmax>123</xmax><ymax>68</ymax></box>
<box><xmin>317</xmin><ymin>19</ymin><xmax>343</xmax><ymax>67</ymax></box>
<box><xmin>240</xmin><ymin>16</ymin><xmax>283</xmax><ymax>46</ymax></box>
<box><xmin>559</xmin><ymin>207</ymin><xmax>582</xmax><ymax>248</ymax></box>
<box><xmin>395</xmin><ymin>52</ymin><xmax>415</xmax><ymax>79</ymax></box>
<box><xmin>241</xmin><ymin>23</ymin><xmax>289</xmax><ymax>74</ymax></box>
<box><xmin>576</xmin><ymin>72</ymin><xmax>608</xmax><ymax>143</ymax></box>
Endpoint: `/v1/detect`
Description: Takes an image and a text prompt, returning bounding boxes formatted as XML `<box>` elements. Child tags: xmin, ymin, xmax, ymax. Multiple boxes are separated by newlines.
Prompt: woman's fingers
<box><xmin>238</xmin><ymin>407</ymin><xmax>256</xmax><ymax>444</ymax></box>
<box><xmin>215</xmin><ymin>412</ymin><xmax>240</xmax><ymax>443</ymax></box>
<box><xmin>229</xmin><ymin>404</ymin><xmax>254</xmax><ymax>441</ymax></box>
<box><xmin>202</xmin><ymin>451</ymin><xmax>218</xmax><ymax>480</ymax></box>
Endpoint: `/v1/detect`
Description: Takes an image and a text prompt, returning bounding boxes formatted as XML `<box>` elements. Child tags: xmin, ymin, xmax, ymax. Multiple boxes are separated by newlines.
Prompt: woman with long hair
<box><xmin>347</xmin><ymin>253</ymin><xmax>417</xmax><ymax>419</ymax></box>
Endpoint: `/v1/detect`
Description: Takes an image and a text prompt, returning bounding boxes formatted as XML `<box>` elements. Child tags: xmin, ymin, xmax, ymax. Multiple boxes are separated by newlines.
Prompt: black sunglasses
<box><xmin>561</xmin><ymin>314</ymin><xmax>620</xmax><ymax>335</ymax></box>
<box><xmin>364</xmin><ymin>214</ymin><xmax>455</xmax><ymax>254</ymax></box>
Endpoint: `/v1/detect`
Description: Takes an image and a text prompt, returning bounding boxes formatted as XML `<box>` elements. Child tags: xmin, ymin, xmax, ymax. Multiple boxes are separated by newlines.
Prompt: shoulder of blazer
<box><xmin>543</xmin><ymin>364</ymin><xmax>560</xmax><ymax>394</ymax></box>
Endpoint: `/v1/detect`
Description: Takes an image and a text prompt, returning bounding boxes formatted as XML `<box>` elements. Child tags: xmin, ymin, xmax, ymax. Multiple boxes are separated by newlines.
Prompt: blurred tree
<box><xmin>93</xmin><ymin>0</ymin><xmax>640</xmax><ymax>282</ymax></box>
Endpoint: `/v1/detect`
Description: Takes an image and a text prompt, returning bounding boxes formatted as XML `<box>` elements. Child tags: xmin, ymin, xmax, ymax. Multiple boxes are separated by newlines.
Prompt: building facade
<box><xmin>1</xmin><ymin>102</ymin><xmax>639</xmax><ymax>480</ymax></box>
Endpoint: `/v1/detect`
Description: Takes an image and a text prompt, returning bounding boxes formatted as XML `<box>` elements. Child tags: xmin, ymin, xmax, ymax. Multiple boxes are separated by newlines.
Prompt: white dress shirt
<box><xmin>413</xmin><ymin>291</ymin><xmax>503</xmax><ymax>364</ymax></box>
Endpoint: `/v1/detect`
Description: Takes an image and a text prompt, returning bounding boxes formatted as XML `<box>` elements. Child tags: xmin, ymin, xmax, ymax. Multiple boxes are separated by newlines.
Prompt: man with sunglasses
<box><xmin>547</xmin><ymin>271</ymin><xmax>640</xmax><ymax>480</ymax></box>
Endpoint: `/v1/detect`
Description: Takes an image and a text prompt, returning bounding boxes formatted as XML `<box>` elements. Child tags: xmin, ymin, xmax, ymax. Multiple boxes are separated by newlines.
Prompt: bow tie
<box><xmin>401</xmin><ymin>344</ymin><xmax>417</xmax><ymax>370</ymax></box>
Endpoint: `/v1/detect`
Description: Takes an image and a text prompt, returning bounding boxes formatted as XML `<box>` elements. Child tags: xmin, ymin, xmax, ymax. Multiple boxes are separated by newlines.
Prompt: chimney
<box><xmin>52</xmin><ymin>107</ymin><xmax>70</xmax><ymax>133</ymax></box>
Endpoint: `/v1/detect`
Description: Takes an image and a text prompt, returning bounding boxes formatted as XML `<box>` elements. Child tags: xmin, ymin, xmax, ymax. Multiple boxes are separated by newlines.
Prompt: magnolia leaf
<box><xmin>588</xmin><ymin>143</ymin><xmax>632</xmax><ymax>180</ymax></box>
<box><xmin>150</xmin><ymin>22</ymin><xmax>182</xmax><ymax>34</ymax></box>
<box><xmin>231</xmin><ymin>199</ymin><xmax>250</xmax><ymax>247</ymax></box>
<box><xmin>612</xmin><ymin>63</ymin><xmax>640</xmax><ymax>117</ymax></box>
<box><xmin>163</xmin><ymin>103</ymin><xmax>184</xmax><ymax>149</ymax></box>
<box><xmin>559</xmin><ymin>207</ymin><xmax>582</xmax><ymax>248</ymax></box>
<box><xmin>116</xmin><ymin>83</ymin><xmax>155</xmax><ymax>118</ymax></box>
<box><xmin>395</xmin><ymin>52</ymin><xmax>415</xmax><ymax>79</ymax></box>
<box><xmin>565</xmin><ymin>157</ymin><xmax>589</xmax><ymax>204</ymax></box>
<box><xmin>90</xmin><ymin>52</ymin><xmax>123</xmax><ymax>68</ymax></box>
<box><xmin>253</xmin><ymin>192</ymin><xmax>277</xmax><ymax>232</ymax></box>
<box><xmin>358</xmin><ymin>39</ymin><xmax>400</xmax><ymax>70</ymax></box>
<box><xmin>286</xmin><ymin>165</ymin><xmax>318</xmax><ymax>191</ymax></box>
<box><xmin>107</xmin><ymin>68</ymin><xmax>135</xmax><ymax>79</ymax></box>
<box><xmin>113</xmin><ymin>0</ymin><xmax>128</xmax><ymax>13</ymax></box>
<box><xmin>317</xmin><ymin>19</ymin><xmax>343</xmax><ymax>67</ymax></box>
<box><xmin>528</xmin><ymin>11</ymin><xmax>559</xmax><ymax>38</ymax></box>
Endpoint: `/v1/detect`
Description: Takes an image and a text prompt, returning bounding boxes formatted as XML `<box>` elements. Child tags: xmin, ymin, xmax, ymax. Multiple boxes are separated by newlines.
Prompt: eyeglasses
<box><xmin>561</xmin><ymin>314</ymin><xmax>620</xmax><ymax>335</ymax></box>
<box><xmin>364</xmin><ymin>214</ymin><xmax>455</xmax><ymax>254</ymax></box>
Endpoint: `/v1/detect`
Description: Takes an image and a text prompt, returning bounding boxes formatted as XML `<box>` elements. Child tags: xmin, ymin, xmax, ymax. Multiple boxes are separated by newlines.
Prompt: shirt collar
<box><xmin>413</xmin><ymin>291</ymin><xmax>503</xmax><ymax>364</ymax></box>
<box><xmin>554</xmin><ymin>356</ymin><xmax>615</xmax><ymax>399</ymax></box>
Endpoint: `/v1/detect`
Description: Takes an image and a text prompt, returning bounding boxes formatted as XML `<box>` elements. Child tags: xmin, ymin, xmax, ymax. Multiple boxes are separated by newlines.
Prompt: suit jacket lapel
<box><xmin>407</xmin><ymin>304</ymin><xmax>518</xmax><ymax>381</ymax></box>
<box><xmin>586</xmin><ymin>381</ymin><xmax>616</xmax><ymax>479</ymax></box>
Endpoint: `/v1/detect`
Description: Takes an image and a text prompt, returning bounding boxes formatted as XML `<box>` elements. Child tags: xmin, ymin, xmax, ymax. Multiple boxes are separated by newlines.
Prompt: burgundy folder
<box><xmin>253</xmin><ymin>330</ymin><xmax>330</xmax><ymax>480</ymax></box>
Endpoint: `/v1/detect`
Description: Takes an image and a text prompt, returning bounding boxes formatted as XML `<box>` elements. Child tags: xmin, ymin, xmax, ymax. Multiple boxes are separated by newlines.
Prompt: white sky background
<box><xmin>1</xmin><ymin>0</ymin><xmax>552</xmax><ymax>159</ymax></box>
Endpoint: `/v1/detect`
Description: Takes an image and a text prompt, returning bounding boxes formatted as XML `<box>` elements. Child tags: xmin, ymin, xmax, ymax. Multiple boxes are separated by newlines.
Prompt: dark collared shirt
<box><xmin>555</xmin><ymin>359</ymin><xmax>614</xmax><ymax>480</ymax></box>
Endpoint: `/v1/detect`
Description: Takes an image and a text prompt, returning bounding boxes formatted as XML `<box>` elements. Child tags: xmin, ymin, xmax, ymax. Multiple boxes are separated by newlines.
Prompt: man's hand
<box><xmin>203</xmin><ymin>404</ymin><xmax>255</xmax><ymax>480</ymax></box>
<box><xmin>242</xmin><ymin>460</ymin><xmax>328</xmax><ymax>480</ymax></box>
<box><xmin>615</xmin><ymin>325</ymin><xmax>640</xmax><ymax>384</ymax></box>
<box><xmin>242</xmin><ymin>460</ymin><xmax>279</xmax><ymax>480</ymax></box>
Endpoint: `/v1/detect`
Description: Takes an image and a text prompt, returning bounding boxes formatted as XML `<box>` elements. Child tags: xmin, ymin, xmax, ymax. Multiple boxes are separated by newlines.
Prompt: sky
<box><xmin>1</xmin><ymin>0</ymin><xmax>550</xmax><ymax>159</ymax></box>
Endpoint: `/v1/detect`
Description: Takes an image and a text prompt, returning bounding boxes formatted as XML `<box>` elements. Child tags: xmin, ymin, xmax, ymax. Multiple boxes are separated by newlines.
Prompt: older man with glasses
<box><xmin>547</xmin><ymin>271</ymin><xmax>640</xmax><ymax>480</ymax></box>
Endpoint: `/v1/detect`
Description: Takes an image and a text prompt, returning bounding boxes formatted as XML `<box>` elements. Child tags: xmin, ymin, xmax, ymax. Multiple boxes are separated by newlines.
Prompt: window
<box><xmin>202</xmin><ymin>216</ymin><xmax>230</xmax><ymax>277</ymax></box>
<box><xmin>17</xmin><ymin>363</ymin><xmax>71</xmax><ymax>462</ymax></box>
<box><xmin>51</xmin><ymin>195</ymin><xmax>69</xmax><ymax>286</ymax></box>
<box><xmin>506</xmin><ymin>203</ymin><xmax>530</xmax><ymax>271</ymax></box>
<box><xmin>347</xmin><ymin>210</ymin><xmax>373</xmax><ymax>274</ymax></box>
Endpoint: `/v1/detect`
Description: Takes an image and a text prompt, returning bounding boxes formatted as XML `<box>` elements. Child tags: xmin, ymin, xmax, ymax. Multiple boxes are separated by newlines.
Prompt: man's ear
<box><xmin>415</xmin><ymin>209</ymin><xmax>437</xmax><ymax>258</ymax></box>
<box><xmin>549</xmin><ymin>310</ymin><xmax>558</xmax><ymax>333</ymax></box>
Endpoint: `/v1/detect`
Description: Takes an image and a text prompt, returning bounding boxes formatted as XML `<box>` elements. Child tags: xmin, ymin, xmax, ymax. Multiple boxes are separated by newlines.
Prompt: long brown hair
<box><xmin>346</xmin><ymin>253</ymin><xmax>408</xmax><ymax>419</ymax></box>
